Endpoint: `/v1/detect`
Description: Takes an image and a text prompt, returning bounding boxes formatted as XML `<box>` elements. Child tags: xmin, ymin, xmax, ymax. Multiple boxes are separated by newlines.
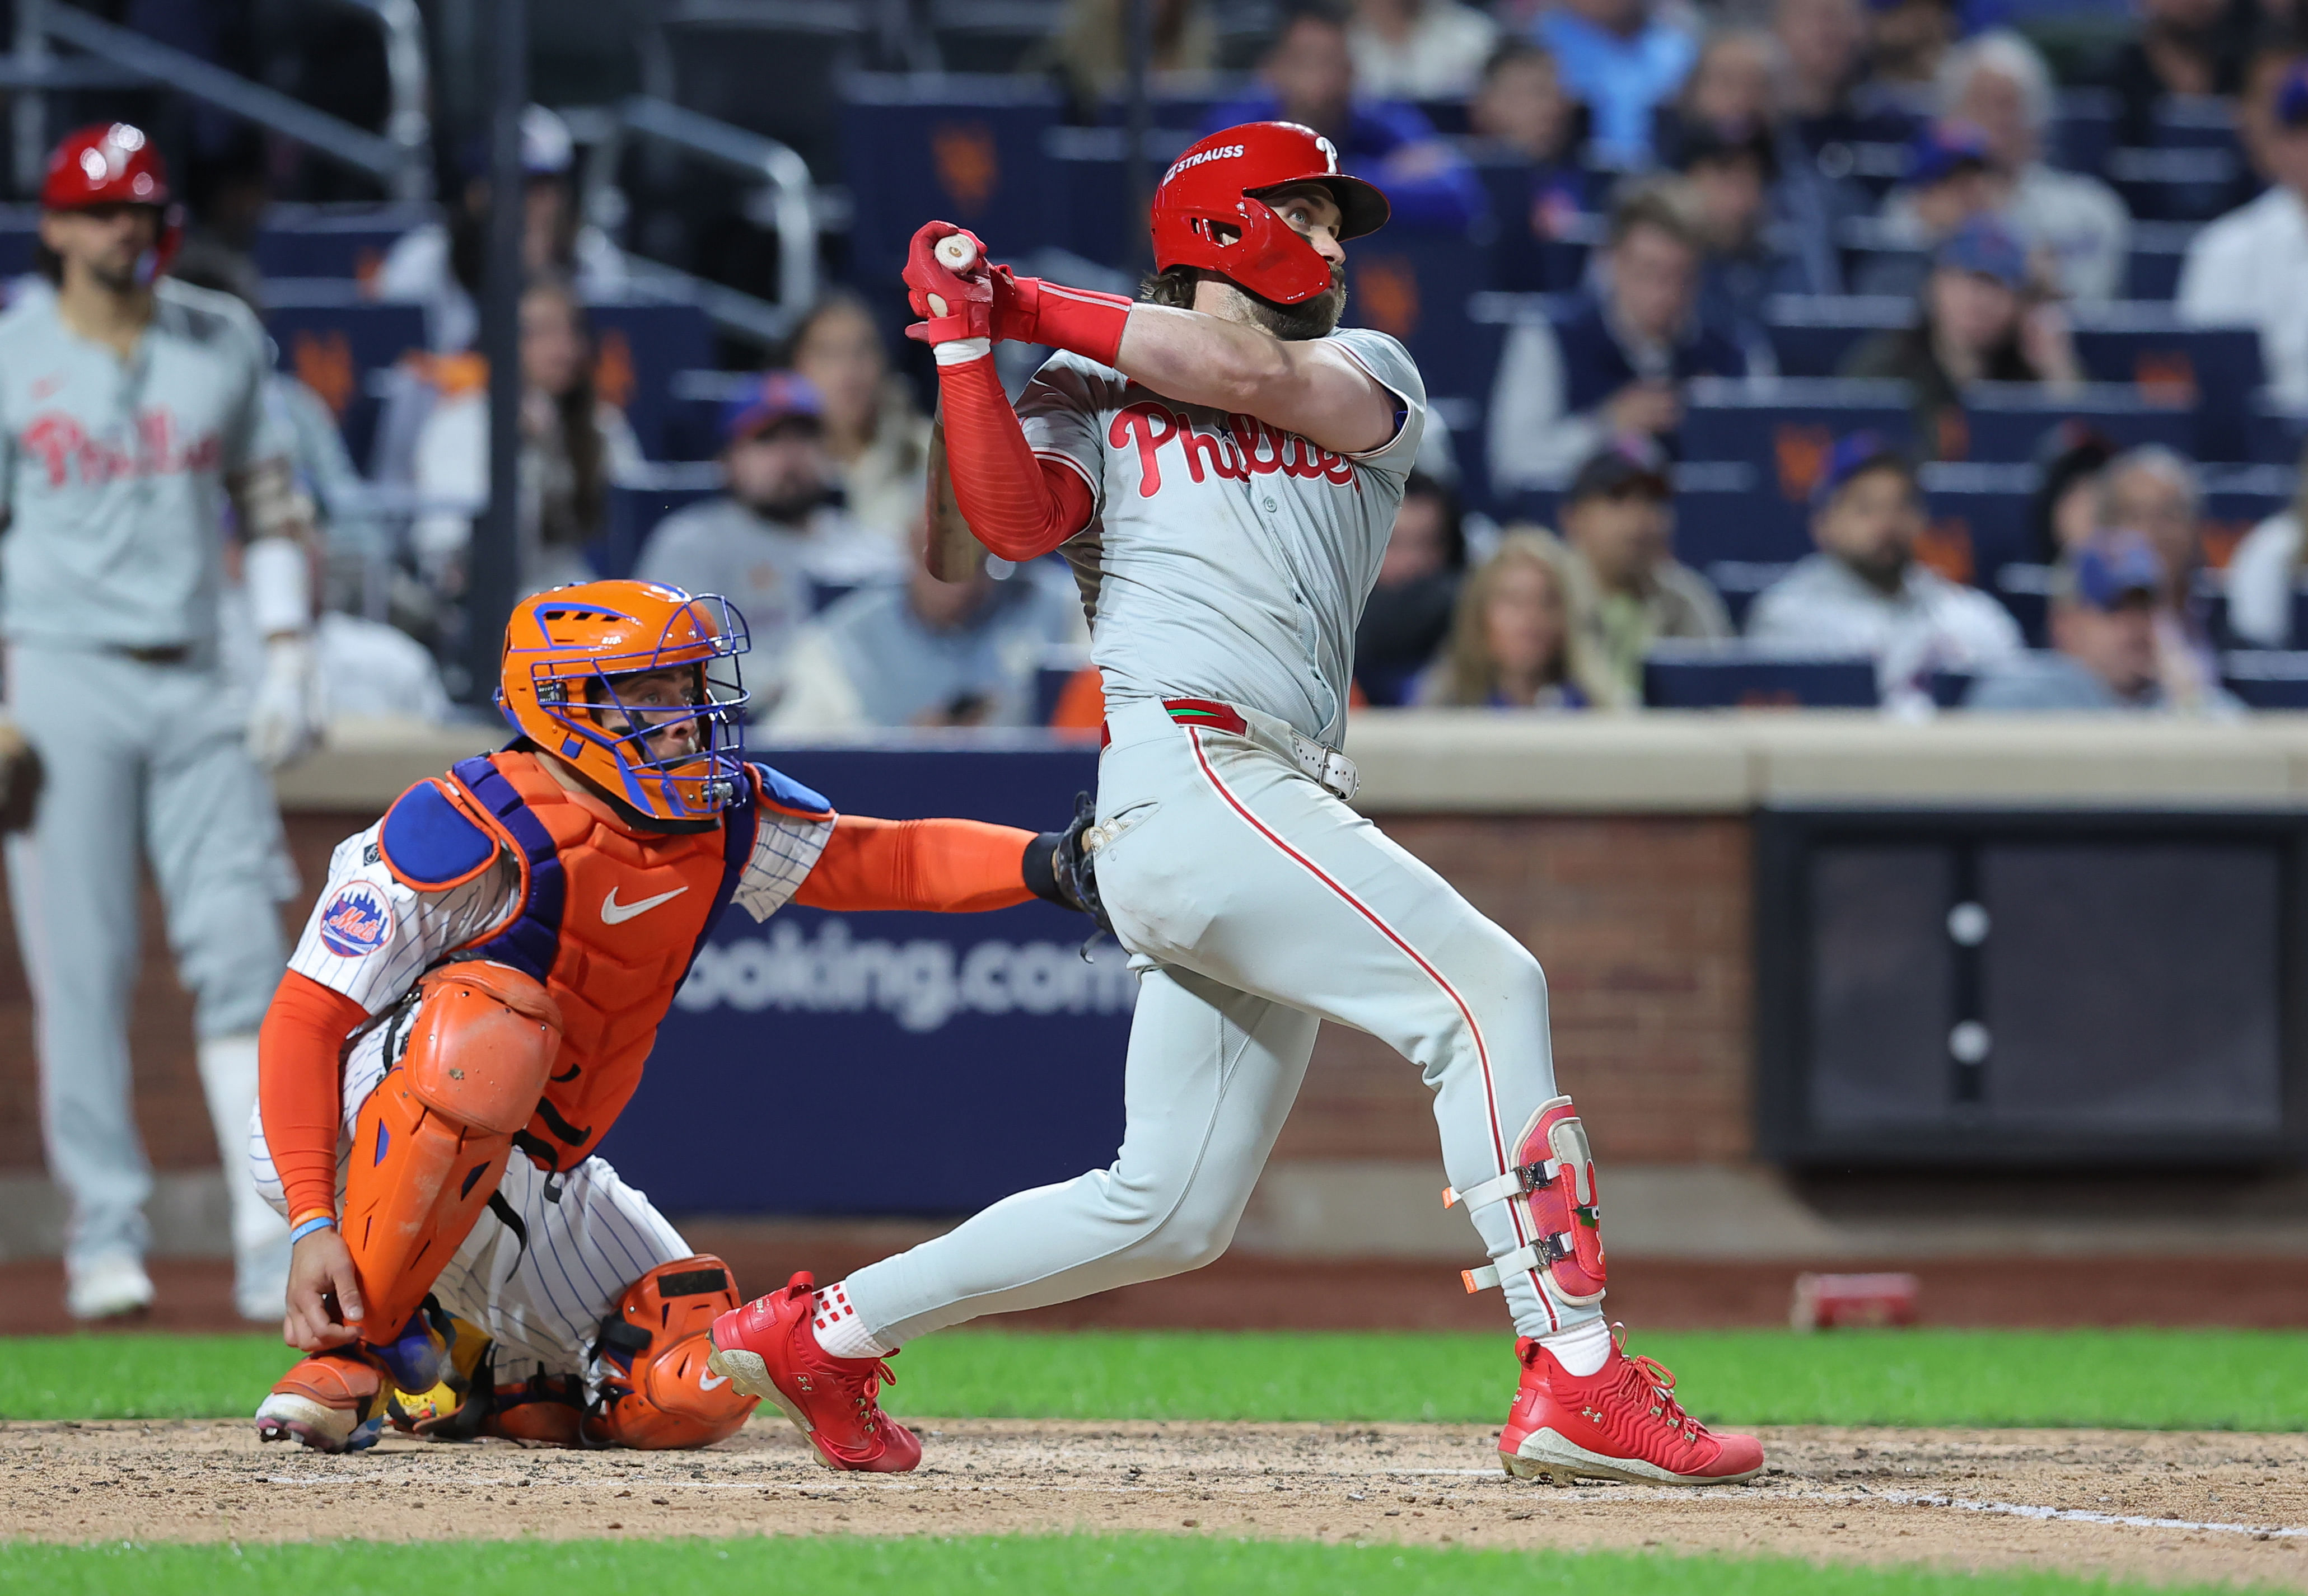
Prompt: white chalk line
<box><xmin>249</xmin><ymin>1474</ymin><xmax>2308</xmax><ymax>1538</ymax></box>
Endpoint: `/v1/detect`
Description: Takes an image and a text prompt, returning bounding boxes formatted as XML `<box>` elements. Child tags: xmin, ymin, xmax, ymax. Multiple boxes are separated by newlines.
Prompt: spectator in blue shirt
<box><xmin>1487</xmin><ymin>181</ymin><xmax>1747</xmax><ymax>493</ymax></box>
<box><xmin>1207</xmin><ymin>4</ymin><xmax>1484</xmax><ymax>231</ymax></box>
<box><xmin>1532</xmin><ymin>0</ymin><xmax>1699</xmax><ymax>166</ymax></box>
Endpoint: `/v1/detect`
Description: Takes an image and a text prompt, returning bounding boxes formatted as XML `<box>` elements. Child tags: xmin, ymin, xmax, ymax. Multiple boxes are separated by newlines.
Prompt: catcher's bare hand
<box><xmin>0</xmin><ymin>718</ymin><xmax>43</xmax><ymax>835</ymax></box>
<box><xmin>283</xmin><ymin>1227</ymin><xmax>367</xmax><ymax>1352</ymax></box>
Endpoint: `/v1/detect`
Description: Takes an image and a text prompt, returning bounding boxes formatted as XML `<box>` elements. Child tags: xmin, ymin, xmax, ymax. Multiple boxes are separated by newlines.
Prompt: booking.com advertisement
<box><xmin>596</xmin><ymin>741</ymin><xmax>1136</xmax><ymax>1215</ymax></box>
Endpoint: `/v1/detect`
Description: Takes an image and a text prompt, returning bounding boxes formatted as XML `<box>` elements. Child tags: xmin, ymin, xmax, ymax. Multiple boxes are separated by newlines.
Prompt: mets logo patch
<box><xmin>317</xmin><ymin>883</ymin><xmax>394</xmax><ymax>958</ymax></box>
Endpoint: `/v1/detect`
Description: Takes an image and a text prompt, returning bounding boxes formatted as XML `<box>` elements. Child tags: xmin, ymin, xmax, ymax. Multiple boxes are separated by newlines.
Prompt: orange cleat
<box><xmin>255</xmin><ymin>1347</ymin><xmax>390</xmax><ymax>1453</ymax></box>
<box><xmin>706</xmin><ymin>1271</ymin><xmax>920</xmax><ymax>1472</ymax></box>
<box><xmin>1499</xmin><ymin>1326</ymin><xmax>1764</xmax><ymax>1485</ymax></box>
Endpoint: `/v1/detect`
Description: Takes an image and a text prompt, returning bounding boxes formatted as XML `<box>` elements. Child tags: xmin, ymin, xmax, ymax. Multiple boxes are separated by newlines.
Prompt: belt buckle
<box><xmin>1291</xmin><ymin>732</ymin><xmax>1359</xmax><ymax>803</ymax></box>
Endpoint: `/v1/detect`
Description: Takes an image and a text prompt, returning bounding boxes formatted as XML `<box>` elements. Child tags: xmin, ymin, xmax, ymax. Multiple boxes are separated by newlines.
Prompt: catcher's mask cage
<box><xmin>498</xmin><ymin>589</ymin><xmax>752</xmax><ymax>821</ymax></box>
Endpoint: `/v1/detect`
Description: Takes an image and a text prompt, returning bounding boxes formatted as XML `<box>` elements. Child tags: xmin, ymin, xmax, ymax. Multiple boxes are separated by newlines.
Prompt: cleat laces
<box><xmin>1601</xmin><ymin>1324</ymin><xmax>1714</xmax><ymax>1453</ymax></box>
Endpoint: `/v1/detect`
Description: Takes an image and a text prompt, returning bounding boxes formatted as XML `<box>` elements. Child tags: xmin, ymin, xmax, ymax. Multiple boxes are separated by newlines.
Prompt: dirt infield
<box><xmin>7</xmin><ymin>1417</ymin><xmax>2305</xmax><ymax>1589</ymax></box>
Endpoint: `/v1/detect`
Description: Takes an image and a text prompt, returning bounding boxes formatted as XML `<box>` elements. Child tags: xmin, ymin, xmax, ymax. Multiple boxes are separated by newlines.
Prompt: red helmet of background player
<box><xmin>40</xmin><ymin>122</ymin><xmax>181</xmax><ymax>280</ymax></box>
<box><xmin>1149</xmin><ymin>121</ymin><xmax>1390</xmax><ymax>306</ymax></box>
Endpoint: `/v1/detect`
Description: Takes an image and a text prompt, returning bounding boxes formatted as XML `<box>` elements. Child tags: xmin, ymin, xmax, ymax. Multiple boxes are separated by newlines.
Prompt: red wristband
<box><xmin>1005</xmin><ymin>275</ymin><xmax>1132</xmax><ymax>367</ymax></box>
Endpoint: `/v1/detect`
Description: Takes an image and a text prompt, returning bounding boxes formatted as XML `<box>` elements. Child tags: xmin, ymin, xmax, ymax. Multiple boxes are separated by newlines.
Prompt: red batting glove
<box><xmin>904</xmin><ymin>221</ymin><xmax>994</xmax><ymax>343</ymax></box>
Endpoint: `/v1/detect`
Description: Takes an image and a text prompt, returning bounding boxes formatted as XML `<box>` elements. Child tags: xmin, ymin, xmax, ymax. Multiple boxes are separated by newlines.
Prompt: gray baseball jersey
<box><xmin>0</xmin><ymin>279</ymin><xmax>274</xmax><ymax>648</ymax></box>
<box><xmin>1021</xmin><ymin>327</ymin><xmax>1426</xmax><ymax>747</ymax></box>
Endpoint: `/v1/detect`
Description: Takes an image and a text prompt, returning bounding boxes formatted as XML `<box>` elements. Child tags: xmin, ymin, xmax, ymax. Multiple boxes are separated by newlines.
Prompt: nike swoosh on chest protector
<box><xmin>600</xmin><ymin>884</ymin><xmax>691</xmax><ymax>925</ymax></box>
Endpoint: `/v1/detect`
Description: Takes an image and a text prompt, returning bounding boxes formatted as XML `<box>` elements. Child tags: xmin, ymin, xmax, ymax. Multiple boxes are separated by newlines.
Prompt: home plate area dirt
<box><xmin>10</xmin><ymin>1419</ymin><xmax>2308</xmax><ymax>1589</ymax></box>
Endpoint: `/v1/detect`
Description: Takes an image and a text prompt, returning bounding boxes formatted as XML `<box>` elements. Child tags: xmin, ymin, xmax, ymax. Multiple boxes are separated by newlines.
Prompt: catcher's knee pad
<box><xmin>1449</xmin><ymin>1094</ymin><xmax>1606</xmax><ymax>1306</ymax></box>
<box><xmin>344</xmin><ymin>962</ymin><xmax>563</xmax><ymax>1339</ymax></box>
<box><xmin>583</xmin><ymin>1256</ymin><xmax>759</xmax><ymax>1450</ymax></box>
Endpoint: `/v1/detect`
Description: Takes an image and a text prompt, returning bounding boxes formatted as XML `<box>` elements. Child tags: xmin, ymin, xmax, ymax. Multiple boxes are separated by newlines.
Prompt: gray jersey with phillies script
<box><xmin>1020</xmin><ymin>326</ymin><xmax>1426</xmax><ymax>746</ymax></box>
<box><xmin>0</xmin><ymin>279</ymin><xmax>273</xmax><ymax>648</ymax></box>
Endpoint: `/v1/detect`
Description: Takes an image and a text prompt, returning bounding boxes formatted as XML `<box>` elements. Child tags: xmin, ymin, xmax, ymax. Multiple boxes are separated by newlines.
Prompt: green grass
<box><xmin>0</xmin><ymin>1536</ymin><xmax>2251</xmax><ymax>1596</ymax></box>
<box><xmin>6</xmin><ymin>1327</ymin><xmax>2305</xmax><ymax>1430</ymax></box>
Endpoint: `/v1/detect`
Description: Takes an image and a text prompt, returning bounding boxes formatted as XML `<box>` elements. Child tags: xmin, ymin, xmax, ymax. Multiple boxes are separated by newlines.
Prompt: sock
<box><xmin>810</xmin><ymin>1280</ymin><xmax>896</xmax><ymax>1360</ymax></box>
<box><xmin>1537</xmin><ymin>1315</ymin><xmax>1611</xmax><ymax>1377</ymax></box>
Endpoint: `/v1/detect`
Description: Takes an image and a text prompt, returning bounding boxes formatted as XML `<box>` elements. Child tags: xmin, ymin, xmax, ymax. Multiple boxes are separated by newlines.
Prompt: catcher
<box><xmin>250</xmin><ymin>578</ymin><xmax>1100</xmax><ymax>1451</ymax></box>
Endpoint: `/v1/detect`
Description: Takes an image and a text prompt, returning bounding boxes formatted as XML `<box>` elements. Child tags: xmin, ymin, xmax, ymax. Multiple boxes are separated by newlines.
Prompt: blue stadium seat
<box><xmin>1642</xmin><ymin>643</ymin><xmax>1879</xmax><ymax>708</ymax></box>
<box><xmin>1679</xmin><ymin>377</ymin><xmax>1915</xmax><ymax>489</ymax></box>
<box><xmin>840</xmin><ymin>75</ymin><xmax>1063</xmax><ymax>283</ymax></box>
<box><xmin>2249</xmin><ymin>399</ymin><xmax>2307</xmax><ymax>467</ymax></box>
<box><xmin>2125</xmin><ymin>222</ymin><xmax>2197</xmax><ymax>301</ymax></box>
<box><xmin>2047</xmin><ymin>88</ymin><xmax>2118</xmax><ymax>177</ymax></box>
<box><xmin>1345</xmin><ymin>233</ymin><xmax>1493</xmax><ymax>404</ymax></box>
<box><xmin>1043</xmin><ymin>126</ymin><xmax>1197</xmax><ymax>269</ymax></box>
<box><xmin>1469</xmin><ymin>159</ymin><xmax>1597</xmax><ymax>293</ymax></box>
<box><xmin>1957</xmin><ymin>384</ymin><xmax>2194</xmax><ymax>464</ymax></box>
<box><xmin>251</xmin><ymin>205</ymin><xmax>429</xmax><ymax>282</ymax></box>
<box><xmin>0</xmin><ymin>210</ymin><xmax>38</xmax><ymax>278</ymax></box>
<box><xmin>583</xmin><ymin>301</ymin><xmax>716</xmax><ymax>462</ymax></box>
<box><xmin>599</xmin><ymin>465</ymin><xmax>725</xmax><ymax>582</ymax></box>
<box><xmin>2220</xmin><ymin>651</ymin><xmax>2308</xmax><ymax>709</ymax></box>
<box><xmin>2105</xmin><ymin>145</ymin><xmax>2241</xmax><ymax>223</ymax></box>
<box><xmin>260</xmin><ymin>284</ymin><xmax>427</xmax><ymax>467</ymax></box>
<box><xmin>1762</xmin><ymin>295</ymin><xmax>1914</xmax><ymax>378</ymax></box>
<box><xmin>2067</xmin><ymin>307</ymin><xmax>2265</xmax><ymax>463</ymax></box>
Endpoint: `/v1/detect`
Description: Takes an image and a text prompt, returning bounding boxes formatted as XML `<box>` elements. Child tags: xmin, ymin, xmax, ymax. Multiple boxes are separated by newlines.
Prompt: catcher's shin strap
<box><xmin>1105</xmin><ymin>698</ymin><xmax>1361</xmax><ymax>803</ymax></box>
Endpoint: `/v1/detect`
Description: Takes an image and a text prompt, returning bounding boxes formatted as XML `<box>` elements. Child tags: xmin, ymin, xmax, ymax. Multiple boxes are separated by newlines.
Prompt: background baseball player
<box><xmin>710</xmin><ymin>121</ymin><xmax>1763</xmax><ymax>1487</ymax></box>
<box><xmin>0</xmin><ymin>123</ymin><xmax>324</xmax><ymax>1324</ymax></box>
<box><xmin>249</xmin><ymin>578</ymin><xmax>1102</xmax><ymax>1453</ymax></box>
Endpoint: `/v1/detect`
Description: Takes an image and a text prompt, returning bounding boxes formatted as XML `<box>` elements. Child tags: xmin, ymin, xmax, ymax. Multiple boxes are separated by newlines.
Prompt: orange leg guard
<box><xmin>583</xmin><ymin>1256</ymin><xmax>760</xmax><ymax>1449</ymax></box>
<box><xmin>343</xmin><ymin>962</ymin><xmax>563</xmax><ymax>1344</ymax></box>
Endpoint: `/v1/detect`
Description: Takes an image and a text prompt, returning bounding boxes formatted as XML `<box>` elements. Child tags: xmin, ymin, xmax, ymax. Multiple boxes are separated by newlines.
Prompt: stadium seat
<box><xmin>599</xmin><ymin>464</ymin><xmax>725</xmax><ymax>582</ymax></box>
<box><xmin>2124</xmin><ymin>222</ymin><xmax>2197</xmax><ymax>301</ymax></box>
<box><xmin>1762</xmin><ymin>295</ymin><xmax>1914</xmax><ymax>378</ymax></box>
<box><xmin>260</xmin><ymin>283</ymin><xmax>427</xmax><ymax>468</ymax></box>
<box><xmin>1956</xmin><ymin>384</ymin><xmax>2194</xmax><ymax>464</ymax></box>
<box><xmin>840</xmin><ymin>75</ymin><xmax>1063</xmax><ymax>283</ymax></box>
<box><xmin>251</xmin><ymin>205</ymin><xmax>431</xmax><ymax>285</ymax></box>
<box><xmin>2220</xmin><ymin>651</ymin><xmax>2308</xmax><ymax>708</ymax></box>
<box><xmin>2067</xmin><ymin>308</ymin><xmax>2265</xmax><ymax>463</ymax></box>
<box><xmin>2047</xmin><ymin>87</ymin><xmax>2118</xmax><ymax>177</ymax></box>
<box><xmin>1642</xmin><ymin>642</ymin><xmax>1879</xmax><ymax>708</ymax></box>
<box><xmin>2105</xmin><ymin>145</ymin><xmax>2241</xmax><ymax>223</ymax></box>
<box><xmin>1469</xmin><ymin>160</ymin><xmax>1597</xmax><ymax>293</ymax></box>
<box><xmin>1678</xmin><ymin>377</ymin><xmax>1915</xmax><ymax>491</ymax></box>
<box><xmin>0</xmin><ymin>207</ymin><xmax>35</xmax><ymax>278</ymax></box>
<box><xmin>582</xmin><ymin>300</ymin><xmax>715</xmax><ymax>462</ymax></box>
<box><xmin>2202</xmin><ymin>462</ymin><xmax>2296</xmax><ymax>568</ymax></box>
<box><xmin>1044</xmin><ymin>125</ymin><xmax>1197</xmax><ymax>269</ymax></box>
<box><xmin>1344</xmin><ymin>233</ymin><xmax>1493</xmax><ymax>404</ymax></box>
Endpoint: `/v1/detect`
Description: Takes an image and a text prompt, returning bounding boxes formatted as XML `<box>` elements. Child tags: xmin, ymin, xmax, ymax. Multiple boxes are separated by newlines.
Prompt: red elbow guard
<box><xmin>936</xmin><ymin>349</ymin><xmax>1095</xmax><ymax>562</ymax></box>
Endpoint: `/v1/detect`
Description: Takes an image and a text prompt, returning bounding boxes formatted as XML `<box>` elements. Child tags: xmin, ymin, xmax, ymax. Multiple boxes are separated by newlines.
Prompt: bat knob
<box><xmin>926</xmin><ymin>293</ymin><xmax>950</xmax><ymax>318</ymax></box>
<box><xmin>936</xmin><ymin>234</ymin><xmax>979</xmax><ymax>272</ymax></box>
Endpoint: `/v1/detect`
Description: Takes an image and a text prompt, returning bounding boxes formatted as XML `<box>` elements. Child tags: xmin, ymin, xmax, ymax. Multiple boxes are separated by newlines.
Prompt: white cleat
<box><xmin>66</xmin><ymin>1253</ymin><xmax>154</xmax><ymax>1321</ymax></box>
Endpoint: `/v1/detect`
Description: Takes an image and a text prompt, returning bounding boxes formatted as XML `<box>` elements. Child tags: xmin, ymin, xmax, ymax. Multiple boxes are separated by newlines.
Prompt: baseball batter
<box><xmin>247</xmin><ymin>578</ymin><xmax>1104</xmax><ymax>1452</ymax></box>
<box><xmin>0</xmin><ymin>124</ymin><xmax>324</xmax><ymax>1324</ymax></box>
<box><xmin>710</xmin><ymin>123</ymin><xmax>1764</xmax><ymax>1486</ymax></box>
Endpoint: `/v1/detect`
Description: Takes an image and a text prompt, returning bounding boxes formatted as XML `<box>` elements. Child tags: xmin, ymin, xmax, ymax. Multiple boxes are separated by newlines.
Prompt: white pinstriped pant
<box><xmin>247</xmin><ymin>1013</ymin><xmax>690</xmax><ymax>1388</ymax></box>
<box><xmin>844</xmin><ymin>695</ymin><xmax>1597</xmax><ymax>1346</ymax></box>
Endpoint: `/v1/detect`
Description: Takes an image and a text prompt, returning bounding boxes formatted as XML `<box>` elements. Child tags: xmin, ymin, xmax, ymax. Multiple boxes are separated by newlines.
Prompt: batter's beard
<box><xmin>1230</xmin><ymin>265</ymin><xmax>1348</xmax><ymax>341</ymax></box>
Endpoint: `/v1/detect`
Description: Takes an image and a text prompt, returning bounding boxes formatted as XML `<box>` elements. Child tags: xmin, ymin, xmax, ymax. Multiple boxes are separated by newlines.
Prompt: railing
<box><xmin>3</xmin><ymin>0</ymin><xmax>431</xmax><ymax>200</ymax></box>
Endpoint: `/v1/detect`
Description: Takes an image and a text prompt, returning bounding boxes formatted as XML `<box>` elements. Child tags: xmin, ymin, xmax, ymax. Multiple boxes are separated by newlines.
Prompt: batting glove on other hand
<box><xmin>247</xmin><ymin>634</ymin><xmax>324</xmax><ymax>770</ymax></box>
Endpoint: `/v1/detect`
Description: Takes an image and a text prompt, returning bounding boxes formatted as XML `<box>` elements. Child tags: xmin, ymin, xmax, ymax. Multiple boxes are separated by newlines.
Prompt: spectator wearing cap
<box><xmin>769</xmin><ymin>514</ymin><xmax>1087</xmax><ymax>733</ymax></box>
<box><xmin>1206</xmin><ymin>5</ymin><xmax>1484</xmax><ymax>230</ymax></box>
<box><xmin>1966</xmin><ymin>530</ymin><xmax>2241</xmax><ymax>713</ymax></box>
<box><xmin>1855</xmin><ymin>120</ymin><xmax>1997</xmax><ymax>295</ymax></box>
<box><xmin>1746</xmin><ymin>433</ymin><xmax>2023</xmax><ymax>706</ymax></box>
<box><xmin>374</xmin><ymin>105</ymin><xmax>627</xmax><ymax>352</ymax></box>
<box><xmin>1488</xmin><ymin>182</ymin><xmax>1747</xmax><ymax>493</ymax></box>
<box><xmin>787</xmin><ymin>290</ymin><xmax>933</xmax><ymax>546</ymax></box>
<box><xmin>1355</xmin><ymin>471</ymin><xmax>1469</xmax><ymax>706</ymax></box>
<box><xmin>635</xmin><ymin>372</ymin><xmax>898</xmax><ymax>715</ymax></box>
<box><xmin>2179</xmin><ymin>60</ymin><xmax>2308</xmax><ymax>410</ymax></box>
<box><xmin>1348</xmin><ymin>0</ymin><xmax>1501</xmax><ymax>100</ymax></box>
<box><xmin>411</xmin><ymin>277</ymin><xmax>642</xmax><ymax>597</ymax></box>
<box><xmin>1530</xmin><ymin>0</ymin><xmax>1700</xmax><ymax>167</ymax></box>
<box><xmin>1546</xmin><ymin>438</ymin><xmax>1732</xmax><ymax>707</ymax></box>
<box><xmin>1926</xmin><ymin>33</ymin><xmax>2130</xmax><ymax>303</ymax></box>
<box><xmin>2100</xmin><ymin>443</ymin><xmax>2226</xmax><ymax>706</ymax></box>
<box><xmin>1415</xmin><ymin>531</ymin><xmax>1607</xmax><ymax>709</ymax></box>
<box><xmin>1840</xmin><ymin>215</ymin><xmax>2080</xmax><ymax>458</ymax></box>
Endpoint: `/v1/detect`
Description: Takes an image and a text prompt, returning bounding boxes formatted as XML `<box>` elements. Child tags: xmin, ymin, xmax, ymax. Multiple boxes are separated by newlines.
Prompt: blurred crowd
<box><xmin>27</xmin><ymin>0</ymin><xmax>2308</xmax><ymax>727</ymax></box>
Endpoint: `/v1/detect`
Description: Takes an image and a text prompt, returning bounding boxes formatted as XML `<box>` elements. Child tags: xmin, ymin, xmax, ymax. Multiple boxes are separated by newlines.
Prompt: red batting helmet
<box><xmin>1150</xmin><ymin>121</ymin><xmax>1390</xmax><ymax>306</ymax></box>
<box><xmin>41</xmin><ymin>123</ymin><xmax>181</xmax><ymax>280</ymax></box>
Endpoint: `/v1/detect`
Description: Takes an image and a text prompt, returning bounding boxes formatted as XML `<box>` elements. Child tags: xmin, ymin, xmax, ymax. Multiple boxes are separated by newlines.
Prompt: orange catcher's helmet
<box><xmin>42</xmin><ymin>122</ymin><xmax>181</xmax><ymax>280</ymax></box>
<box><xmin>497</xmin><ymin>581</ymin><xmax>751</xmax><ymax>822</ymax></box>
<box><xmin>1150</xmin><ymin>121</ymin><xmax>1389</xmax><ymax>305</ymax></box>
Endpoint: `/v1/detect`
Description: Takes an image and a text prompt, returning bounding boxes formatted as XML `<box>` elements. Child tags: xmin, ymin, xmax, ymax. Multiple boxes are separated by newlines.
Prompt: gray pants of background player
<box><xmin>4</xmin><ymin>642</ymin><xmax>294</xmax><ymax>1289</ymax></box>
<box><xmin>845</xmin><ymin>695</ymin><xmax>1600</xmax><ymax>1345</ymax></box>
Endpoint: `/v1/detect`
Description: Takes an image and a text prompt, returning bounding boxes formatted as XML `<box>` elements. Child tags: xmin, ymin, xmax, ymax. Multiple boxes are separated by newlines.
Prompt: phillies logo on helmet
<box><xmin>317</xmin><ymin>883</ymin><xmax>395</xmax><ymax>959</ymax></box>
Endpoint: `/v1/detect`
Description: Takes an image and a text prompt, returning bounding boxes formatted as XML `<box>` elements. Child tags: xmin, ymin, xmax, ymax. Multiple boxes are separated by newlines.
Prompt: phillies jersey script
<box><xmin>1022</xmin><ymin>326</ymin><xmax>1426</xmax><ymax>747</ymax></box>
<box><xmin>0</xmin><ymin>279</ymin><xmax>275</xmax><ymax>648</ymax></box>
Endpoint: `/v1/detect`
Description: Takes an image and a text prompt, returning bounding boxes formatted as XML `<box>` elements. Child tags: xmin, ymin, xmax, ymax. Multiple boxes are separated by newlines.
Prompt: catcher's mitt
<box><xmin>1025</xmin><ymin>790</ymin><xmax>1113</xmax><ymax>939</ymax></box>
<box><xmin>0</xmin><ymin>719</ymin><xmax>43</xmax><ymax>836</ymax></box>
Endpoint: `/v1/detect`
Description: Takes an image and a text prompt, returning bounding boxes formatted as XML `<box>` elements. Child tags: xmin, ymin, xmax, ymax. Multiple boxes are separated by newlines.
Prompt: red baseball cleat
<box><xmin>1499</xmin><ymin>1326</ymin><xmax>1764</xmax><ymax>1485</ymax></box>
<box><xmin>706</xmin><ymin>1271</ymin><xmax>921</xmax><ymax>1473</ymax></box>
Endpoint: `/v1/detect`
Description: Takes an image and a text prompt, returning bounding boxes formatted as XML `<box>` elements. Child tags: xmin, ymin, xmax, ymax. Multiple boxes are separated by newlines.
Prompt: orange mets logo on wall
<box><xmin>932</xmin><ymin>122</ymin><xmax>1000</xmax><ymax>214</ymax></box>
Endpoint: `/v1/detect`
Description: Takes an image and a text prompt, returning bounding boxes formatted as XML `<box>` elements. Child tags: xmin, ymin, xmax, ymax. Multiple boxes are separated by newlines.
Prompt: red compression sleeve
<box><xmin>259</xmin><ymin>971</ymin><xmax>371</xmax><ymax>1226</ymax></box>
<box><xmin>793</xmin><ymin>814</ymin><xmax>1037</xmax><ymax>914</ymax></box>
<box><xmin>936</xmin><ymin>350</ymin><xmax>1096</xmax><ymax>563</ymax></box>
